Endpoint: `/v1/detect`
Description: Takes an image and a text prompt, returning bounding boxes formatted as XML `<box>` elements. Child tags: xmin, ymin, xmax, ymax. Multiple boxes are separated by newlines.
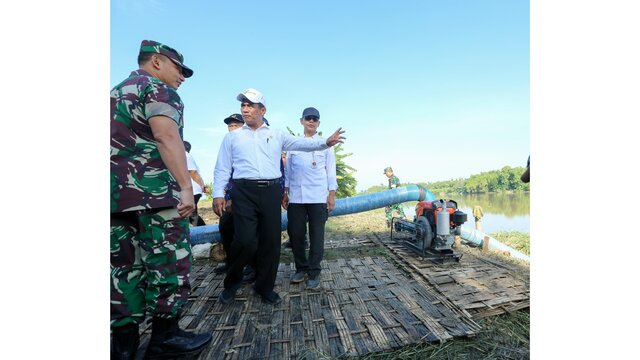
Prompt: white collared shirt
<box><xmin>213</xmin><ymin>122</ymin><xmax>329</xmax><ymax>198</ymax></box>
<box><xmin>285</xmin><ymin>134</ymin><xmax>338</xmax><ymax>204</ymax></box>
<box><xmin>185</xmin><ymin>151</ymin><xmax>203</xmax><ymax>195</ymax></box>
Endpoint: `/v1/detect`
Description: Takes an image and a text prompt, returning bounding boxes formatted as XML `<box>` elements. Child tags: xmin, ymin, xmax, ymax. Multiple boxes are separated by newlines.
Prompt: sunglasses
<box><xmin>304</xmin><ymin>116</ymin><xmax>319</xmax><ymax>122</ymax></box>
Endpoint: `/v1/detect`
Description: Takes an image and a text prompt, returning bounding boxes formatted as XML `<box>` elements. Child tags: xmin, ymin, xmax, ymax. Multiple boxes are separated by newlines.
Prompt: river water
<box><xmin>402</xmin><ymin>192</ymin><xmax>530</xmax><ymax>234</ymax></box>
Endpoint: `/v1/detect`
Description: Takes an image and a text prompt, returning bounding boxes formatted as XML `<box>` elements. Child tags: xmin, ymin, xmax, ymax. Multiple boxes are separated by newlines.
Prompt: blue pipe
<box><xmin>190</xmin><ymin>185</ymin><xmax>529</xmax><ymax>263</ymax></box>
<box><xmin>459</xmin><ymin>227</ymin><xmax>530</xmax><ymax>262</ymax></box>
<box><xmin>190</xmin><ymin>184</ymin><xmax>434</xmax><ymax>245</ymax></box>
<box><xmin>329</xmin><ymin>184</ymin><xmax>435</xmax><ymax>216</ymax></box>
<box><xmin>190</xmin><ymin>224</ymin><xmax>220</xmax><ymax>245</ymax></box>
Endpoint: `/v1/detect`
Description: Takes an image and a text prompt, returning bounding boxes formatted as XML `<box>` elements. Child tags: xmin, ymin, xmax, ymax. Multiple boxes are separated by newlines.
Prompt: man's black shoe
<box><xmin>242</xmin><ymin>267</ymin><xmax>256</xmax><ymax>284</ymax></box>
<box><xmin>144</xmin><ymin>332</ymin><xmax>211</xmax><ymax>360</ymax></box>
<box><xmin>291</xmin><ymin>271</ymin><xmax>306</xmax><ymax>283</ymax></box>
<box><xmin>256</xmin><ymin>290</ymin><xmax>282</xmax><ymax>305</ymax></box>
<box><xmin>144</xmin><ymin>317</ymin><xmax>212</xmax><ymax>360</ymax></box>
<box><xmin>214</xmin><ymin>264</ymin><xmax>228</xmax><ymax>274</ymax></box>
<box><xmin>218</xmin><ymin>283</ymin><xmax>241</xmax><ymax>305</ymax></box>
<box><xmin>111</xmin><ymin>322</ymin><xmax>139</xmax><ymax>360</ymax></box>
<box><xmin>306</xmin><ymin>276</ymin><xmax>321</xmax><ymax>290</ymax></box>
<box><xmin>243</xmin><ymin>265</ymin><xmax>254</xmax><ymax>275</ymax></box>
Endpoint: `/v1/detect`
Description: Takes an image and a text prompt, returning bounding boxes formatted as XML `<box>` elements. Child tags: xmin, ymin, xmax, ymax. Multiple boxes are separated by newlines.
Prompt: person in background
<box><xmin>214</xmin><ymin>114</ymin><xmax>245</xmax><ymax>275</ymax></box>
<box><xmin>110</xmin><ymin>40</ymin><xmax>211</xmax><ymax>360</ymax></box>
<box><xmin>282</xmin><ymin>107</ymin><xmax>337</xmax><ymax>289</ymax></box>
<box><xmin>212</xmin><ymin>88</ymin><xmax>345</xmax><ymax>305</ymax></box>
<box><xmin>521</xmin><ymin>156</ymin><xmax>530</xmax><ymax>183</ymax></box>
<box><xmin>214</xmin><ymin>113</ymin><xmax>253</xmax><ymax>283</ymax></box>
<box><xmin>383</xmin><ymin>166</ymin><xmax>406</xmax><ymax>227</ymax></box>
<box><xmin>184</xmin><ymin>140</ymin><xmax>207</xmax><ymax>226</ymax></box>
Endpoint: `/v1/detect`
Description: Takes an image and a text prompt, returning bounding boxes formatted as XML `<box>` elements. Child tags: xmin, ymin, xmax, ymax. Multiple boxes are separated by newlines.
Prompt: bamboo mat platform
<box><xmin>136</xmin><ymin>256</ymin><xmax>480</xmax><ymax>359</ymax></box>
<box><xmin>376</xmin><ymin>233</ymin><xmax>530</xmax><ymax>319</ymax></box>
<box><xmin>282</xmin><ymin>234</ymin><xmax>376</xmax><ymax>250</ymax></box>
<box><xmin>323</xmin><ymin>236</ymin><xmax>376</xmax><ymax>249</ymax></box>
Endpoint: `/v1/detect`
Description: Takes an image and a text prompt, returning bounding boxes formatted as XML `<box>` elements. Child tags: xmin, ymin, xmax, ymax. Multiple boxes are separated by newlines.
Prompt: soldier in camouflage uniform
<box><xmin>110</xmin><ymin>40</ymin><xmax>211</xmax><ymax>360</ymax></box>
<box><xmin>383</xmin><ymin>167</ymin><xmax>406</xmax><ymax>227</ymax></box>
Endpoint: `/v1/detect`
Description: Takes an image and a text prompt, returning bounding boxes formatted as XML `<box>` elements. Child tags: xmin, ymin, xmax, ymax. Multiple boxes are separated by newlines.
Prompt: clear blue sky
<box><xmin>110</xmin><ymin>0</ymin><xmax>530</xmax><ymax>191</ymax></box>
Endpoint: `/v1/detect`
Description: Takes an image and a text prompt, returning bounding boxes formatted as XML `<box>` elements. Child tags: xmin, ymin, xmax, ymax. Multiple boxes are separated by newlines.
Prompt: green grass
<box><xmin>324</xmin><ymin>208</ymin><xmax>389</xmax><ymax>235</ymax></box>
<box><xmin>490</xmin><ymin>231</ymin><xmax>530</xmax><ymax>255</ymax></box>
<box><xmin>353</xmin><ymin>310</ymin><xmax>530</xmax><ymax>360</ymax></box>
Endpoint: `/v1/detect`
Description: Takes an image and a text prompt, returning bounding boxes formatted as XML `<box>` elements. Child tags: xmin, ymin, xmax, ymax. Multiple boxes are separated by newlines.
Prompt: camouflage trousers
<box><xmin>385</xmin><ymin>204</ymin><xmax>406</xmax><ymax>224</ymax></box>
<box><xmin>110</xmin><ymin>207</ymin><xmax>192</xmax><ymax>328</ymax></box>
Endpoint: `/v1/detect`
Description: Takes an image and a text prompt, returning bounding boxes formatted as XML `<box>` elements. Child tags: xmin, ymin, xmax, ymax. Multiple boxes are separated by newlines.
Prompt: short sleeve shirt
<box><xmin>186</xmin><ymin>152</ymin><xmax>203</xmax><ymax>195</ymax></box>
<box><xmin>110</xmin><ymin>69</ymin><xmax>184</xmax><ymax>213</ymax></box>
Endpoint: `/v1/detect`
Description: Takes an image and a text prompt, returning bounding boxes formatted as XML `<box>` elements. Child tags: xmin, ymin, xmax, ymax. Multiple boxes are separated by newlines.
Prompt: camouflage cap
<box><xmin>383</xmin><ymin>167</ymin><xmax>393</xmax><ymax>173</ymax></box>
<box><xmin>223</xmin><ymin>113</ymin><xmax>244</xmax><ymax>125</ymax></box>
<box><xmin>139</xmin><ymin>40</ymin><xmax>194</xmax><ymax>78</ymax></box>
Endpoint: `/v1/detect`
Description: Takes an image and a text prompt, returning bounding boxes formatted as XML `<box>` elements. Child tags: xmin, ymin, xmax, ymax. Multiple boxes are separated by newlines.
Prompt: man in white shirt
<box><xmin>281</xmin><ymin>107</ymin><xmax>337</xmax><ymax>289</ymax></box>
<box><xmin>214</xmin><ymin>113</ymin><xmax>244</xmax><ymax>275</ymax></box>
<box><xmin>212</xmin><ymin>88</ymin><xmax>345</xmax><ymax>305</ymax></box>
<box><xmin>184</xmin><ymin>141</ymin><xmax>207</xmax><ymax>226</ymax></box>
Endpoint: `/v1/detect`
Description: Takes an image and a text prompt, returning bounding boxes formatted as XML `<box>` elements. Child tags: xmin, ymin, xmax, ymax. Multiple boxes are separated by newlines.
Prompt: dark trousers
<box><xmin>218</xmin><ymin>210</ymin><xmax>234</xmax><ymax>267</ymax></box>
<box><xmin>189</xmin><ymin>194</ymin><xmax>206</xmax><ymax>226</ymax></box>
<box><xmin>224</xmin><ymin>180</ymin><xmax>282</xmax><ymax>294</ymax></box>
<box><xmin>219</xmin><ymin>209</ymin><xmax>257</xmax><ymax>270</ymax></box>
<box><xmin>287</xmin><ymin>203</ymin><xmax>328</xmax><ymax>278</ymax></box>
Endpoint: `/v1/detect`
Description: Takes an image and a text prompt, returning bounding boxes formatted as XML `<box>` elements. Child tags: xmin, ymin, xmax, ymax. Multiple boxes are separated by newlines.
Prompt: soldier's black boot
<box><xmin>144</xmin><ymin>316</ymin><xmax>212</xmax><ymax>359</ymax></box>
<box><xmin>111</xmin><ymin>323</ymin><xmax>140</xmax><ymax>360</ymax></box>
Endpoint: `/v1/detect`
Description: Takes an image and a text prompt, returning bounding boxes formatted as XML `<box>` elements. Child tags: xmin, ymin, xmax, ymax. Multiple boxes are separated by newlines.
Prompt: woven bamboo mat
<box><xmin>136</xmin><ymin>257</ymin><xmax>480</xmax><ymax>359</ymax></box>
<box><xmin>376</xmin><ymin>233</ymin><xmax>530</xmax><ymax>319</ymax></box>
<box><xmin>323</xmin><ymin>235</ymin><xmax>376</xmax><ymax>249</ymax></box>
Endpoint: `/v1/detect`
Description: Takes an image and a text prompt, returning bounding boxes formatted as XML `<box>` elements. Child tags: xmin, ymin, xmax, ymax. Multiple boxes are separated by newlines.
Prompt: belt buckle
<box><xmin>257</xmin><ymin>180</ymin><xmax>269</xmax><ymax>187</ymax></box>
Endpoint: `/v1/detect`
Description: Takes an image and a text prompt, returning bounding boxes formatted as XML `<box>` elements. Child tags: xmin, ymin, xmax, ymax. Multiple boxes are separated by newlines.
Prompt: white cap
<box><xmin>236</xmin><ymin>88</ymin><xmax>265</xmax><ymax>106</ymax></box>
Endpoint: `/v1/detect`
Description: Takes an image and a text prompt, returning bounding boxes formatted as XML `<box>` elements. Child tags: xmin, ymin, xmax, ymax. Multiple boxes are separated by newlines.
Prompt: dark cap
<box><xmin>302</xmin><ymin>107</ymin><xmax>320</xmax><ymax>119</ymax></box>
<box><xmin>139</xmin><ymin>40</ymin><xmax>193</xmax><ymax>78</ymax></box>
<box><xmin>223</xmin><ymin>113</ymin><xmax>244</xmax><ymax>125</ymax></box>
<box><xmin>383</xmin><ymin>167</ymin><xmax>393</xmax><ymax>173</ymax></box>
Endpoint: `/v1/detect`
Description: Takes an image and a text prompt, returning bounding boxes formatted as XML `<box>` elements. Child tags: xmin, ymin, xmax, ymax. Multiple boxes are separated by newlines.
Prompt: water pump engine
<box><xmin>391</xmin><ymin>199</ymin><xmax>467</xmax><ymax>263</ymax></box>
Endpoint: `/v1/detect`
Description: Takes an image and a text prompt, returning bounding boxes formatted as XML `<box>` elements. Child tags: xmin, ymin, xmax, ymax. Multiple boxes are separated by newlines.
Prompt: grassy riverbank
<box><xmin>490</xmin><ymin>231</ymin><xmax>530</xmax><ymax>255</ymax></box>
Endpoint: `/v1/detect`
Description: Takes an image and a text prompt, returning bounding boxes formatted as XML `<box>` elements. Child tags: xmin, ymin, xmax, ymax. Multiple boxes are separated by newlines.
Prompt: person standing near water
<box><xmin>383</xmin><ymin>166</ymin><xmax>406</xmax><ymax>227</ymax></box>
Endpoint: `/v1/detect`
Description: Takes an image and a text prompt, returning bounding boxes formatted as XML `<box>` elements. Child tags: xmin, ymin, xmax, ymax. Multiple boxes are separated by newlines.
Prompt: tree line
<box><xmin>362</xmin><ymin>166</ymin><xmax>530</xmax><ymax>195</ymax></box>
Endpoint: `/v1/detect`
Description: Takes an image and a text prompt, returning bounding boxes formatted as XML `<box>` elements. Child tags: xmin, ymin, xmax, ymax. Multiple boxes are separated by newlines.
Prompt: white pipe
<box><xmin>459</xmin><ymin>227</ymin><xmax>530</xmax><ymax>262</ymax></box>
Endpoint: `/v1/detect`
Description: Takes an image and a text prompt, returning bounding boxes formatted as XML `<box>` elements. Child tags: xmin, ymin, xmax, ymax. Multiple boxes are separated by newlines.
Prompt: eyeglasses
<box><xmin>304</xmin><ymin>116</ymin><xmax>319</xmax><ymax>122</ymax></box>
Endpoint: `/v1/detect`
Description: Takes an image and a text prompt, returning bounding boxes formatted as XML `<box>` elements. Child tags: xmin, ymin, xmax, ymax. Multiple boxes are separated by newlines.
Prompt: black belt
<box><xmin>233</xmin><ymin>178</ymin><xmax>279</xmax><ymax>187</ymax></box>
